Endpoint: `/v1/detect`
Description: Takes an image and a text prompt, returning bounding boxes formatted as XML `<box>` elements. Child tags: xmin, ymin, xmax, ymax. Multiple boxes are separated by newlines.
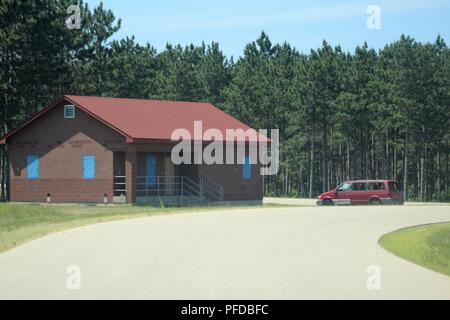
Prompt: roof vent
<box><xmin>64</xmin><ymin>105</ymin><xmax>75</xmax><ymax>119</ymax></box>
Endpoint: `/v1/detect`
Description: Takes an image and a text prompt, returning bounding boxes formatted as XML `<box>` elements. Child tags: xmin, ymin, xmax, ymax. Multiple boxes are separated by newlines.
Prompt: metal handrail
<box><xmin>202</xmin><ymin>176</ymin><xmax>224</xmax><ymax>201</ymax></box>
<box><xmin>121</xmin><ymin>175</ymin><xmax>224</xmax><ymax>204</ymax></box>
<box><xmin>203</xmin><ymin>176</ymin><xmax>222</xmax><ymax>189</ymax></box>
<box><xmin>204</xmin><ymin>184</ymin><xmax>220</xmax><ymax>198</ymax></box>
<box><xmin>135</xmin><ymin>175</ymin><xmax>202</xmax><ymax>202</ymax></box>
<box><xmin>113</xmin><ymin>176</ymin><xmax>126</xmax><ymax>195</ymax></box>
<box><xmin>183</xmin><ymin>176</ymin><xmax>201</xmax><ymax>188</ymax></box>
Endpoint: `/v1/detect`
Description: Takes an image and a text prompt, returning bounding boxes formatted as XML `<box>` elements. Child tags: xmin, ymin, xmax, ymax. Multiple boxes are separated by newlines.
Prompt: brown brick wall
<box><xmin>11</xmin><ymin>179</ymin><xmax>112</xmax><ymax>203</ymax></box>
<box><xmin>9</xmin><ymin>100</ymin><xmax>126</xmax><ymax>203</ymax></box>
<box><xmin>198</xmin><ymin>162</ymin><xmax>263</xmax><ymax>201</ymax></box>
<box><xmin>198</xmin><ymin>143</ymin><xmax>263</xmax><ymax>201</ymax></box>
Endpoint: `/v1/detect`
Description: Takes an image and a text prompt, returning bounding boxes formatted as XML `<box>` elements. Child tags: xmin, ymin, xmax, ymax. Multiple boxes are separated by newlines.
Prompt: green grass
<box><xmin>0</xmin><ymin>202</ymin><xmax>294</xmax><ymax>253</ymax></box>
<box><xmin>380</xmin><ymin>222</ymin><xmax>450</xmax><ymax>277</ymax></box>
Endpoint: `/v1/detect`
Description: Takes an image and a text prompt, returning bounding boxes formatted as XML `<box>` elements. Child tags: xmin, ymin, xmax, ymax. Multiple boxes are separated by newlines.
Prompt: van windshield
<box><xmin>337</xmin><ymin>182</ymin><xmax>352</xmax><ymax>191</ymax></box>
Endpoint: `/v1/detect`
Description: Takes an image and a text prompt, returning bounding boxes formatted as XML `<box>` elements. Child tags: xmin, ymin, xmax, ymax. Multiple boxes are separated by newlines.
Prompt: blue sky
<box><xmin>85</xmin><ymin>0</ymin><xmax>450</xmax><ymax>57</ymax></box>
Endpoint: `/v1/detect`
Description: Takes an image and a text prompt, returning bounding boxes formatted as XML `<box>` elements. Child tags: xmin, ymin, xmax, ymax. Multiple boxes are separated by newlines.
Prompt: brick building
<box><xmin>0</xmin><ymin>96</ymin><xmax>266</xmax><ymax>205</ymax></box>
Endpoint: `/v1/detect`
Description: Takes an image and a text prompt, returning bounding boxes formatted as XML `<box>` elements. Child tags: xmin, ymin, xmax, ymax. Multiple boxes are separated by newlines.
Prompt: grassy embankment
<box><xmin>380</xmin><ymin>222</ymin><xmax>450</xmax><ymax>277</ymax></box>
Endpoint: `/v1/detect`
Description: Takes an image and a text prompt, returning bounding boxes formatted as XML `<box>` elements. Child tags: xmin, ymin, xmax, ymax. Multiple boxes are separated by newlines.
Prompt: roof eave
<box><xmin>0</xmin><ymin>96</ymin><xmax>66</xmax><ymax>145</ymax></box>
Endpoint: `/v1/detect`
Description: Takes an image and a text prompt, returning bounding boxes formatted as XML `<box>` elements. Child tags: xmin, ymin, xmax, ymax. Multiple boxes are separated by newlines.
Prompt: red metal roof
<box><xmin>0</xmin><ymin>95</ymin><xmax>269</xmax><ymax>143</ymax></box>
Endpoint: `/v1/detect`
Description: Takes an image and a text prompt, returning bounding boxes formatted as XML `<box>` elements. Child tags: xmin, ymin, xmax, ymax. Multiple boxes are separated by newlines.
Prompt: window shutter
<box><xmin>26</xmin><ymin>155</ymin><xmax>39</xmax><ymax>179</ymax></box>
<box><xmin>243</xmin><ymin>156</ymin><xmax>252</xmax><ymax>180</ymax></box>
<box><xmin>82</xmin><ymin>155</ymin><xmax>96</xmax><ymax>179</ymax></box>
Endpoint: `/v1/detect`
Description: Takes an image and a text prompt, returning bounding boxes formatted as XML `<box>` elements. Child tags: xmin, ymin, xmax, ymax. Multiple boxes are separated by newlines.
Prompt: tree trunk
<box><xmin>371</xmin><ymin>132</ymin><xmax>375</xmax><ymax>178</ymax></box>
<box><xmin>299</xmin><ymin>167</ymin><xmax>305</xmax><ymax>197</ymax></box>
<box><xmin>346</xmin><ymin>141</ymin><xmax>350</xmax><ymax>180</ymax></box>
<box><xmin>0</xmin><ymin>147</ymin><xmax>4</xmax><ymax>201</ymax></box>
<box><xmin>339</xmin><ymin>142</ymin><xmax>343</xmax><ymax>183</ymax></box>
<box><xmin>446</xmin><ymin>140</ymin><xmax>449</xmax><ymax>194</ymax></box>
<box><xmin>362</xmin><ymin>133</ymin><xmax>366</xmax><ymax>179</ymax></box>
<box><xmin>309</xmin><ymin>122</ymin><xmax>315</xmax><ymax>198</ymax></box>
<box><xmin>437</xmin><ymin>152</ymin><xmax>441</xmax><ymax>194</ymax></box>
<box><xmin>385</xmin><ymin>130</ymin><xmax>389</xmax><ymax>179</ymax></box>
<box><xmin>420</xmin><ymin>154</ymin><xmax>424</xmax><ymax>202</ymax></box>
<box><xmin>321</xmin><ymin>125</ymin><xmax>327</xmax><ymax>193</ymax></box>
<box><xmin>284</xmin><ymin>167</ymin><xmax>289</xmax><ymax>196</ymax></box>
<box><xmin>403</xmin><ymin>137</ymin><xmax>408</xmax><ymax>202</ymax></box>
<box><xmin>393</xmin><ymin>143</ymin><xmax>397</xmax><ymax>181</ymax></box>
<box><xmin>417</xmin><ymin>156</ymin><xmax>420</xmax><ymax>200</ymax></box>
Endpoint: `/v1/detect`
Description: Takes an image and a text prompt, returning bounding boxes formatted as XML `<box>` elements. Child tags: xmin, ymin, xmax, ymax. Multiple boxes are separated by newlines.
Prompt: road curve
<box><xmin>0</xmin><ymin>205</ymin><xmax>449</xmax><ymax>299</ymax></box>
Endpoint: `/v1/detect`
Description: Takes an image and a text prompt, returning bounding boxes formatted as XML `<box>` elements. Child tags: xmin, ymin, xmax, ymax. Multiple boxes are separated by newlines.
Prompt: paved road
<box><xmin>0</xmin><ymin>206</ymin><xmax>449</xmax><ymax>299</ymax></box>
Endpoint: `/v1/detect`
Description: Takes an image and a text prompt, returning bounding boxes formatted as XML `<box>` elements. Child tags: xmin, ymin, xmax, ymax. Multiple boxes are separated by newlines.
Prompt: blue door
<box><xmin>146</xmin><ymin>155</ymin><xmax>156</xmax><ymax>186</ymax></box>
<box><xmin>82</xmin><ymin>155</ymin><xmax>96</xmax><ymax>179</ymax></box>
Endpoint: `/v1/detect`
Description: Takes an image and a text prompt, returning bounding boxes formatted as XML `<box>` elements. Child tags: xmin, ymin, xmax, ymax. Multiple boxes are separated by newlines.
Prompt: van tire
<box><xmin>369</xmin><ymin>198</ymin><xmax>382</xmax><ymax>205</ymax></box>
<box><xmin>322</xmin><ymin>199</ymin><xmax>333</xmax><ymax>206</ymax></box>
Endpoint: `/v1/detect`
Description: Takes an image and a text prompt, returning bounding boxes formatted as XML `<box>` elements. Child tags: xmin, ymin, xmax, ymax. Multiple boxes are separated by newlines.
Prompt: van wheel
<box><xmin>370</xmin><ymin>198</ymin><xmax>382</xmax><ymax>205</ymax></box>
<box><xmin>322</xmin><ymin>199</ymin><xmax>333</xmax><ymax>206</ymax></box>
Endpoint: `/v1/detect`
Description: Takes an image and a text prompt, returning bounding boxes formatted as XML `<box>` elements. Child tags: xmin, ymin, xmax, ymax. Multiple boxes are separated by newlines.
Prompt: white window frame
<box><xmin>64</xmin><ymin>104</ymin><xmax>75</xmax><ymax>119</ymax></box>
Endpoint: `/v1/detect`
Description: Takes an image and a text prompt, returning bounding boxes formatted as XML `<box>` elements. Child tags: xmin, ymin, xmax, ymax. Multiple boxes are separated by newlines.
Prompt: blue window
<box><xmin>26</xmin><ymin>155</ymin><xmax>39</xmax><ymax>179</ymax></box>
<box><xmin>82</xmin><ymin>155</ymin><xmax>96</xmax><ymax>179</ymax></box>
<box><xmin>243</xmin><ymin>156</ymin><xmax>252</xmax><ymax>180</ymax></box>
<box><xmin>146</xmin><ymin>155</ymin><xmax>156</xmax><ymax>186</ymax></box>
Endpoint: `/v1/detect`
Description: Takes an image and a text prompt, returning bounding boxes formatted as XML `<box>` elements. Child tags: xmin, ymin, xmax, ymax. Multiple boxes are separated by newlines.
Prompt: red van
<box><xmin>317</xmin><ymin>180</ymin><xmax>404</xmax><ymax>206</ymax></box>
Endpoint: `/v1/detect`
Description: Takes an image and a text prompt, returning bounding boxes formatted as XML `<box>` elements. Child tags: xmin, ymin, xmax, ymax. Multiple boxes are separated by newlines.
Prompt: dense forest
<box><xmin>1</xmin><ymin>1</ymin><xmax>449</xmax><ymax>201</ymax></box>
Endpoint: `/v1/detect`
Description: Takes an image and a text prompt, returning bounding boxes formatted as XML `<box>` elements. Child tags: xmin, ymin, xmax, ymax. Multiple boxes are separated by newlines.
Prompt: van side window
<box><xmin>368</xmin><ymin>182</ymin><xmax>385</xmax><ymax>190</ymax></box>
<box><xmin>353</xmin><ymin>183</ymin><xmax>367</xmax><ymax>191</ymax></box>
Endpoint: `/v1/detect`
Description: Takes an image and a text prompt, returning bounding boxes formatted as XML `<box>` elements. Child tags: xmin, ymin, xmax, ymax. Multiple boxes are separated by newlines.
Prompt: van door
<box><xmin>351</xmin><ymin>182</ymin><xmax>369</xmax><ymax>205</ymax></box>
<box><xmin>368</xmin><ymin>181</ymin><xmax>387</xmax><ymax>204</ymax></box>
<box><xmin>335</xmin><ymin>182</ymin><xmax>354</xmax><ymax>205</ymax></box>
